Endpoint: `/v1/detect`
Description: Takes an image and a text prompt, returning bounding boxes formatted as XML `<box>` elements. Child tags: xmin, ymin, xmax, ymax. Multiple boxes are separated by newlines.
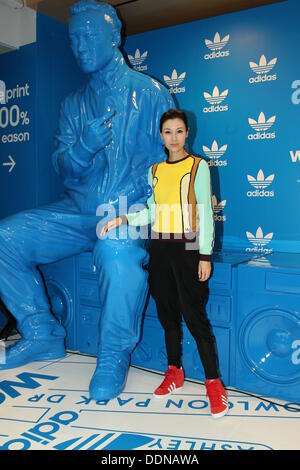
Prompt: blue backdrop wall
<box><xmin>124</xmin><ymin>0</ymin><xmax>300</xmax><ymax>254</ymax></box>
<box><xmin>0</xmin><ymin>0</ymin><xmax>299</xmax><ymax>254</ymax></box>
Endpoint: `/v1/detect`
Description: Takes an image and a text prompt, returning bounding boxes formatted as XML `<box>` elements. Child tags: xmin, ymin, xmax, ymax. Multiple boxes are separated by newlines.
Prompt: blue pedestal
<box><xmin>39</xmin><ymin>250</ymin><xmax>300</xmax><ymax>402</ymax></box>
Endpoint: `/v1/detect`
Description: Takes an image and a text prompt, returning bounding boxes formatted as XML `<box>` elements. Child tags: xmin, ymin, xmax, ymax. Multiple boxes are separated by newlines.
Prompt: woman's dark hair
<box><xmin>159</xmin><ymin>109</ymin><xmax>189</xmax><ymax>133</ymax></box>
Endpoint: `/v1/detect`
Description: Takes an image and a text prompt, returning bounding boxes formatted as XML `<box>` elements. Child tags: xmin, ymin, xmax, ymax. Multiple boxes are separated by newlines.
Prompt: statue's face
<box><xmin>69</xmin><ymin>10</ymin><xmax>115</xmax><ymax>74</ymax></box>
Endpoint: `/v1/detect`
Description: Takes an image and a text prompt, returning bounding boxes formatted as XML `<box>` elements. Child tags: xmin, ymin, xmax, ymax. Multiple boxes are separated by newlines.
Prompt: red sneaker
<box><xmin>153</xmin><ymin>366</ymin><xmax>184</xmax><ymax>399</ymax></box>
<box><xmin>205</xmin><ymin>379</ymin><xmax>228</xmax><ymax>419</ymax></box>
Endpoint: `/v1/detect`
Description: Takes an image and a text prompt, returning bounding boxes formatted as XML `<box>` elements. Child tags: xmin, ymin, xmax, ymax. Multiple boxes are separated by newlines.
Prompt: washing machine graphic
<box><xmin>234</xmin><ymin>252</ymin><xmax>300</xmax><ymax>403</ymax></box>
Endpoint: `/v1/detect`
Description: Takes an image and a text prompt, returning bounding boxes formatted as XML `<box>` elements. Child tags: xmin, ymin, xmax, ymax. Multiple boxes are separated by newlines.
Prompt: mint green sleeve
<box><xmin>194</xmin><ymin>159</ymin><xmax>215</xmax><ymax>257</ymax></box>
<box><xmin>126</xmin><ymin>166</ymin><xmax>155</xmax><ymax>226</ymax></box>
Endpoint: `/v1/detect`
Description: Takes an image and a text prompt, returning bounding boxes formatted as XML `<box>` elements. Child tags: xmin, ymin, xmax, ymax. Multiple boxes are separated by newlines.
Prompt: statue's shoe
<box><xmin>0</xmin><ymin>338</ymin><xmax>66</xmax><ymax>370</ymax></box>
<box><xmin>89</xmin><ymin>350</ymin><xmax>130</xmax><ymax>401</ymax></box>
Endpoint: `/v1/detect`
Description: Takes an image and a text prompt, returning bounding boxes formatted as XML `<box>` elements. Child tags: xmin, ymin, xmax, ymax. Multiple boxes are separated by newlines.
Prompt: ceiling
<box><xmin>26</xmin><ymin>0</ymin><xmax>286</xmax><ymax>36</ymax></box>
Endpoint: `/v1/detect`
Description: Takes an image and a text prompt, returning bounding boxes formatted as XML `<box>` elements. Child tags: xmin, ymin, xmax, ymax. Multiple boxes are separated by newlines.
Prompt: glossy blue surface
<box><xmin>39</xmin><ymin>245</ymin><xmax>300</xmax><ymax>402</ymax></box>
<box><xmin>0</xmin><ymin>0</ymin><xmax>173</xmax><ymax>400</ymax></box>
<box><xmin>235</xmin><ymin>257</ymin><xmax>300</xmax><ymax>402</ymax></box>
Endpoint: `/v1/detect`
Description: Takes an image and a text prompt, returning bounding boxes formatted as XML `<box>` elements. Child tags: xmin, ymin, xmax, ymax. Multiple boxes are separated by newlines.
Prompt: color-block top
<box><xmin>126</xmin><ymin>155</ymin><xmax>215</xmax><ymax>260</ymax></box>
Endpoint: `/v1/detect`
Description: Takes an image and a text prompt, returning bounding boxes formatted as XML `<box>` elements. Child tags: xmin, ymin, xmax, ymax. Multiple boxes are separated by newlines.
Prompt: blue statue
<box><xmin>0</xmin><ymin>0</ymin><xmax>173</xmax><ymax>400</ymax></box>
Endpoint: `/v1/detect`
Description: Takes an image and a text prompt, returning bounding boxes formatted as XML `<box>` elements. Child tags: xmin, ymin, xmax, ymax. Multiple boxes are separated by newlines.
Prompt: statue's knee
<box><xmin>93</xmin><ymin>239</ymin><xmax>111</xmax><ymax>269</ymax></box>
<box><xmin>0</xmin><ymin>222</ymin><xmax>14</xmax><ymax>255</ymax></box>
<box><xmin>93</xmin><ymin>239</ymin><xmax>147</xmax><ymax>279</ymax></box>
<box><xmin>0</xmin><ymin>215</ymin><xmax>27</xmax><ymax>259</ymax></box>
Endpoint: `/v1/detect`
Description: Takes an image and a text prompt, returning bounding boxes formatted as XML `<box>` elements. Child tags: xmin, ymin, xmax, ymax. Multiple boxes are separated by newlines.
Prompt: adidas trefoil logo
<box><xmin>164</xmin><ymin>69</ymin><xmax>186</xmax><ymax>86</ymax></box>
<box><xmin>128</xmin><ymin>49</ymin><xmax>148</xmax><ymax>71</ymax></box>
<box><xmin>202</xmin><ymin>140</ymin><xmax>228</xmax><ymax>167</ymax></box>
<box><xmin>247</xmin><ymin>169</ymin><xmax>275</xmax><ymax>197</ymax></box>
<box><xmin>203</xmin><ymin>86</ymin><xmax>229</xmax><ymax>113</ymax></box>
<box><xmin>248</xmin><ymin>112</ymin><xmax>276</xmax><ymax>131</ymax></box>
<box><xmin>203</xmin><ymin>140</ymin><xmax>227</xmax><ymax>158</ymax></box>
<box><xmin>128</xmin><ymin>49</ymin><xmax>148</xmax><ymax>66</ymax></box>
<box><xmin>246</xmin><ymin>226</ymin><xmax>273</xmax><ymax>253</ymax></box>
<box><xmin>248</xmin><ymin>112</ymin><xmax>276</xmax><ymax>140</ymax></box>
<box><xmin>204</xmin><ymin>86</ymin><xmax>228</xmax><ymax>104</ymax></box>
<box><xmin>249</xmin><ymin>55</ymin><xmax>277</xmax><ymax>74</ymax></box>
<box><xmin>163</xmin><ymin>69</ymin><xmax>186</xmax><ymax>94</ymax></box>
<box><xmin>204</xmin><ymin>32</ymin><xmax>230</xmax><ymax>60</ymax></box>
<box><xmin>249</xmin><ymin>54</ymin><xmax>277</xmax><ymax>84</ymax></box>
<box><xmin>247</xmin><ymin>169</ymin><xmax>274</xmax><ymax>189</ymax></box>
<box><xmin>212</xmin><ymin>195</ymin><xmax>226</xmax><ymax>213</ymax></box>
<box><xmin>205</xmin><ymin>32</ymin><xmax>230</xmax><ymax>51</ymax></box>
<box><xmin>212</xmin><ymin>195</ymin><xmax>227</xmax><ymax>222</ymax></box>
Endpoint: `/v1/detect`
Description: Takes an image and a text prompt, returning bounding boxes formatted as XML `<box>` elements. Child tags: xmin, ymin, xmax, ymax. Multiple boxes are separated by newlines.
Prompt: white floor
<box><xmin>0</xmin><ymin>347</ymin><xmax>299</xmax><ymax>451</ymax></box>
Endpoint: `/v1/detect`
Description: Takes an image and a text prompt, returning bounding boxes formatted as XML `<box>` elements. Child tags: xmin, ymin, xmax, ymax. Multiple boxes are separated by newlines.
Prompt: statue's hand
<box><xmin>81</xmin><ymin>111</ymin><xmax>115</xmax><ymax>155</ymax></box>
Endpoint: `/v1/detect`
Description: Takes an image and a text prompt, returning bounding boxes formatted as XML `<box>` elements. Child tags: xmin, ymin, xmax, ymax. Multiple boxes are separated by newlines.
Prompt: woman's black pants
<box><xmin>148</xmin><ymin>240</ymin><xmax>220</xmax><ymax>379</ymax></box>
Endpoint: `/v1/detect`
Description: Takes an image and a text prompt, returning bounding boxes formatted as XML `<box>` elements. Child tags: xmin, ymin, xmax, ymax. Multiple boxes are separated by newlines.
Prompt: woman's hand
<box><xmin>198</xmin><ymin>260</ymin><xmax>211</xmax><ymax>282</ymax></box>
<box><xmin>100</xmin><ymin>217</ymin><xmax>122</xmax><ymax>237</ymax></box>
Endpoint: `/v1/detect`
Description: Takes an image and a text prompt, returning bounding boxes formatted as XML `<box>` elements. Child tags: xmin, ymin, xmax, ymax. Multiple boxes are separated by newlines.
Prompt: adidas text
<box><xmin>203</xmin><ymin>104</ymin><xmax>228</xmax><ymax>113</ymax></box>
<box><xmin>214</xmin><ymin>215</ymin><xmax>226</xmax><ymax>222</ymax></box>
<box><xmin>204</xmin><ymin>50</ymin><xmax>230</xmax><ymax>60</ymax></box>
<box><xmin>169</xmin><ymin>86</ymin><xmax>186</xmax><ymax>95</ymax></box>
<box><xmin>249</xmin><ymin>73</ymin><xmax>277</xmax><ymax>84</ymax></box>
<box><xmin>248</xmin><ymin>131</ymin><xmax>276</xmax><ymax>141</ymax></box>
<box><xmin>246</xmin><ymin>247</ymin><xmax>273</xmax><ymax>254</ymax></box>
<box><xmin>208</xmin><ymin>159</ymin><xmax>227</xmax><ymax>167</ymax></box>
<box><xmin>247</xmin><ymin>189</ymin><xmax>274</xmax><ymax>197</ymax></box>
<box><xmin>133</xmin><ymin>65</ymin><xmax>147</xmax><ymax>72</ymax></box>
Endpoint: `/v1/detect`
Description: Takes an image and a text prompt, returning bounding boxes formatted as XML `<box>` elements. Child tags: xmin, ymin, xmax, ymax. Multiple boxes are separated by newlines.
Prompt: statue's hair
<box><xmin>70</xmin><ymin>1</ymin><xmax>122</xmax><ymax>45</ymax></box>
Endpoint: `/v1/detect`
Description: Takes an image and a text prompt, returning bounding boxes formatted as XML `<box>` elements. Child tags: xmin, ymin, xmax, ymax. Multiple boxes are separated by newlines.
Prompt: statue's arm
<box><xmin>52</xmin><ymin>98</ymin><xmax>94</xmax><ymax>178</ymax></box>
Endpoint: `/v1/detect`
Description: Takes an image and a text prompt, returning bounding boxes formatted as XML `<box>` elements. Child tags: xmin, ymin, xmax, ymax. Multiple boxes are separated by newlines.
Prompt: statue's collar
<box><xmin>89</xmin><ymin>53</ymin><xmax>128</xmax><ymax>93</ymax></box>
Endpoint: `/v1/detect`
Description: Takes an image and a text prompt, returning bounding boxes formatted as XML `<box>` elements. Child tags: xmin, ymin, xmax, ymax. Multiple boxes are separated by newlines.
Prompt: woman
<box><xmin>101</xmin><ymin>109</ymin><xmax>228</xmax><ymax>418</ymax></box>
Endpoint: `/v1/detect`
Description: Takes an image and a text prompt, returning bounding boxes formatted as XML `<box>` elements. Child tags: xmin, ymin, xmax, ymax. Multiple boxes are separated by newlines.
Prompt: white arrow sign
<box><xmin>2</xmin><ymin>155</ymin><xmax>16</xmax><ymax>173</ymax></box>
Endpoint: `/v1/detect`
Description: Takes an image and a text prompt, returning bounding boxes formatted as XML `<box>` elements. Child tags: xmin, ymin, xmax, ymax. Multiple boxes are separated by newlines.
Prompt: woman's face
<box><xmin>160</xmin><ymin>118</ymin><xmax>188</xmax><ymax>153</ymax></box>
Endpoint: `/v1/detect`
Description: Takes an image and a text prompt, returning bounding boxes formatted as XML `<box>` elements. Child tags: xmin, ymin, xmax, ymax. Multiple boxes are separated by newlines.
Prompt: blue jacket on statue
<box><xmin>53</xmin><ymin>56</ymin><xmax>172</xmax><ymax>214</ymax></box>
<box><xmin>0</xmin><ymin>0</ymin><xmax>174</xmax><ymax>401</ymax></box>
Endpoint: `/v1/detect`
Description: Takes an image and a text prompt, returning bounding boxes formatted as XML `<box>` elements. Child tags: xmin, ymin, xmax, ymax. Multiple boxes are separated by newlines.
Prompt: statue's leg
<box><xmin>0</xmin><ymin>198</ymin><xmax>95</xmax><ymax>369</ymax></box>
<box><xmin>90</xmin><ymin>227</ymin><xmax>149</xmax><ymax>400</ymax></box>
